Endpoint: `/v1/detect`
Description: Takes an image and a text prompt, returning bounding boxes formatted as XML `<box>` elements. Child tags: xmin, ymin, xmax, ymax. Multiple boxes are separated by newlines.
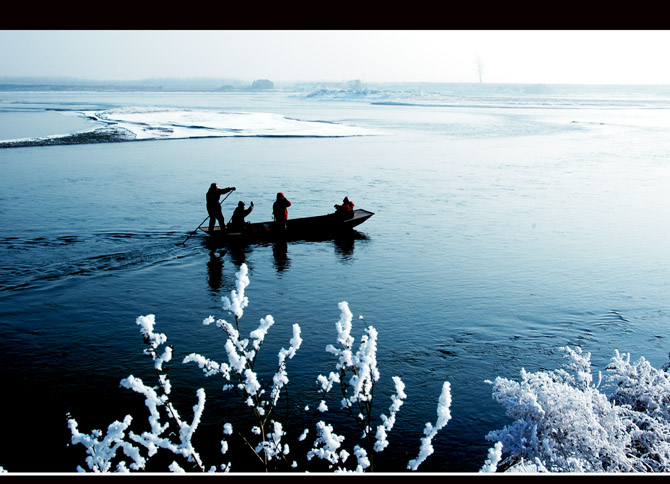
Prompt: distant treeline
<box><xmin>0</xmin><ymin>77</ymin><xmax>278</xmax><ymax>92</ymax></box>
<box><xmin>0</xmin><ymin>83</ymin><xmax>167</xmax><ymax>92</ymax></box>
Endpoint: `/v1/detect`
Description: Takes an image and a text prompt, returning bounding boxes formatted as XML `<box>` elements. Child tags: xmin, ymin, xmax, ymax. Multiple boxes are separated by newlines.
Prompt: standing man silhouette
<box><xmin>206</xmin><ymin>183</ymin><xmax>235</xmax><ymax>233</ymax></box>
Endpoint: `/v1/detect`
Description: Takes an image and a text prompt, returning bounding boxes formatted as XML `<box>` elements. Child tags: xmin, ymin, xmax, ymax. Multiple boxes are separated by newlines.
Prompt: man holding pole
<box><xmin>206</xmin><ymin>183</ymin><xmax>236</xmax><ymax>233</ymax></box>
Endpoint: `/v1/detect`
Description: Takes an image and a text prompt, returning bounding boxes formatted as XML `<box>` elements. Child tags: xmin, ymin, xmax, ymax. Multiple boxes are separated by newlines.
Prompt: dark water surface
<box><xmin>1</xmin><ymin>87</ymin><xmax>670</xmax><ymax>472</ymax></box>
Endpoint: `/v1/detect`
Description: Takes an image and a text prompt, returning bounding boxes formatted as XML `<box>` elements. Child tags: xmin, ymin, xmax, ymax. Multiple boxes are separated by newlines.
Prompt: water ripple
<box><xmin>0</xmin><ymin>231</ymin><xmax>194</xmax><ymax>292</ymax></box>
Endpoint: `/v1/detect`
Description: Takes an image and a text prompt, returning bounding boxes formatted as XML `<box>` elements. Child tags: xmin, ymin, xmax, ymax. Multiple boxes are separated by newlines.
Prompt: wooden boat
<box><xmin>199</xmin><ymin>208</ymin><xmax>374</xmax><ymax>242</ymax></box>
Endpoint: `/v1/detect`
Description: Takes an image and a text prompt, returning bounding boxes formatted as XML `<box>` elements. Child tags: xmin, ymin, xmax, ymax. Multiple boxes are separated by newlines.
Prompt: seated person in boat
<box><xmin>228</xmin><ymin>200</ymin><xmax>254</xmax><ymax>232</ymax></box>
<box><xmin>334</xmin><ymin>196</ymin><xmax>355</xmax><ymax>219</ymax></box>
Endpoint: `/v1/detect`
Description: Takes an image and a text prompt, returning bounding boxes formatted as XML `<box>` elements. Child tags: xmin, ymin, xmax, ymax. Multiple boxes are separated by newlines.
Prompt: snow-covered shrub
<box><xmin>67</xmin><ymin>264</ymin><xmax>451</xmax><ymax>473</ymax></box>
<box><xmin>60</xmin><ymin>261</ymin><xmax>670</xmax><ymax>474</ymax></box>
<box><xmin>606</xmin><ymin>350</ymin><xmax>670</xmax><ymax>422</ymax></box>
<box><xmin>485</xmin><ymin>346</ymin><xmax>670</xmax><ymax>472</ymax></box>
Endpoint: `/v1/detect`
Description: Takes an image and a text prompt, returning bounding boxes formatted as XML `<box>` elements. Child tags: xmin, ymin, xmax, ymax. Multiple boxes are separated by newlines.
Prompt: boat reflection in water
<box><xmin>203</xmin><ymin>228</ymin><xmax>370</xmax><ymax>284</ymax></box>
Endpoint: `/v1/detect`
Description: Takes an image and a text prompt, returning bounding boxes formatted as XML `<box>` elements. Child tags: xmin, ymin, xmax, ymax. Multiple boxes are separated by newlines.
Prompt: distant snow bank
<box><xmin>81</xmin><ymin>107</ymin><xmax>383</xmax><ymax>140</ymax></box>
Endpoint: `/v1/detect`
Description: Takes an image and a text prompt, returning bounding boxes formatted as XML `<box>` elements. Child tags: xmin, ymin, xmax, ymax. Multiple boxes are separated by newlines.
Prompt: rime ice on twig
<box><xmin>221</xmin><ymin>263</ymin><xmax>249</xmax><ymax>319</ymax></box>
<box><xmin>184</xmin><ymin>263</ymin><xmax>302</xmax><ymax>471</ymax></box>
<box><xmin>374</xmin><ymin>376</ymin><xmax>407</xmax><ymax>452</ymax></box>
<box><xmin>407</xmin><ymin>381</ymin><xmax>452</xmax><ymax>471</ymax></box>
<box><xmin>309</xmin><ymin>302</ymin><xmax>414</xmax><ymax>472</ymax></box>
<box><xmin>67</xmin><ymin>414</ymin><xmax>145</xmax><ymax>472</ymax></box>
<box><xmin>306</xmin><ymin>421</ymin><xmax>347</xmax><ymax>466</ymax></box>
<box><xmin>67</xmin><ymin>314</ymin><xmax>207</xmax><ymax>472</ymax></box>
<box><xmin>480</xmin><ymin>441</ymin><xmax>503</xmax><ymax>473</ymax></box>
<box><xmin>120</xmin><ymin>376</ymin><xmax>206</xmax><ymax>470</ymax></box>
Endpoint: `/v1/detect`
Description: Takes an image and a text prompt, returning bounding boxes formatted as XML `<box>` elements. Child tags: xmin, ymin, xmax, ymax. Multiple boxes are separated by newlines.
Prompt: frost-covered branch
<box><xmin>222</xmin><ymin>262</ymin><xmax>250</xmax><ymax>320</ymax></box>
<box><xmin>183</xmin><ymin>264</ymin><xmax>302</xmax><ymax>471</ymax></box>
<box><xmin>67</xmin><ymin>414</ymin><xmax>145</xmax><ymax>472</ymax></box>
<box><xmin>480</xmin><ymin>442</ymin><xmax>503</xmax><ymax>473</ymax></box>
<box><xmin>67</xmin><ymin>314</ymin><xmax>208</xmax><ymax>472</ymax></box>
<box><xmin>307</xmin><ymin>303</ymin><xmax>425</xmax><ymax>472</ymax></box>
<box><xmin>120</xmin><ymin>375</ymin><xmax>205</xmax><ymax>471</ymax></box>
<box><xmin>407</xmin><ymin>381</ymin><xmax>452</xmax><ymax>471</ymax></box>
<box><xmin>374</xmin><ymin>376</ymin><xmax>407</xmax><ymax>452</ymax></box>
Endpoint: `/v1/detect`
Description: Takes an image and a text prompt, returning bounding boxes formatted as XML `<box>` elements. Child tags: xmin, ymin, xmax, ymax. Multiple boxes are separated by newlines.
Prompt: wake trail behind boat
<box><xmin>0</xmin><ymin>231</ymin><xmax>195</xmax><ymax>293</ymax></box>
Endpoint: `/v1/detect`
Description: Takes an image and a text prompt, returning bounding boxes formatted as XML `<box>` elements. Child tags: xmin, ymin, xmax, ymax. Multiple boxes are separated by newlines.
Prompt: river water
<box><xmin>1</xmin><ymin>84</ymin><xmax>670</xmax><ymax>472</ymax></box>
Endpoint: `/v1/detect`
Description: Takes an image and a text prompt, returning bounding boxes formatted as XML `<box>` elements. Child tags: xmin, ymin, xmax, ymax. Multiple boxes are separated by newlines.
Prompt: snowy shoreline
<box><xmin>0</xmin><ymin>107</ymin><xmax>383</xmax><ymax>148</ymax></box>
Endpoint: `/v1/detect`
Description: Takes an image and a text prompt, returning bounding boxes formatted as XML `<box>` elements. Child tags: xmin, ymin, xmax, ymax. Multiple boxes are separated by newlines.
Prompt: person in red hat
<box><xmin>272</xmin><ymin>192</ymin><xmax>292</xmax><ymax>232</ymax></box>
<box><xmin>334</xmin><ymin>196</ymin><xmax>355</xmax><ymax>219</ymax></box>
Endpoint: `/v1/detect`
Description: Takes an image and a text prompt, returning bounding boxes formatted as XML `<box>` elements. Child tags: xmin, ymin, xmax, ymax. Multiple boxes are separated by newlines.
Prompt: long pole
<box><xmin>178</xmin><ymin>188</ymin><xmax>235</xmax><ymax>245</ymax></box>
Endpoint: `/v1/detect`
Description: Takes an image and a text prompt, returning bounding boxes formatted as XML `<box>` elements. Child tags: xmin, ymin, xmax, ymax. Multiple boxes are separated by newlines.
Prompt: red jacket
<box><xmin>335</xmin><ymin>197</ymin><xmax>354</xmax><ymax>213</ymax></box>
<box><xmin>273</xmin><ymin>193</ymin><xmax>291</xmax><ymax>221</ymax></box>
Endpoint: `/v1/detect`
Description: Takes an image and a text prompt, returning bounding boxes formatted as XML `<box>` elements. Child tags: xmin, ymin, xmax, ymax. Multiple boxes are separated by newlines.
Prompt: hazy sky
<box><xmin>2</xmin><ymin>30</ymin><xmax>670</xmax><ymax>85</ymax></box>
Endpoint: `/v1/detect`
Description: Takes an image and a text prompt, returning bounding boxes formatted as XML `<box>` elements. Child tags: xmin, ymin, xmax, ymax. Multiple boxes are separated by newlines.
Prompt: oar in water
<box><xmin>178</xmin><ymin>188</ymin><xmax>235</xmax><ymax>245</ymax></box>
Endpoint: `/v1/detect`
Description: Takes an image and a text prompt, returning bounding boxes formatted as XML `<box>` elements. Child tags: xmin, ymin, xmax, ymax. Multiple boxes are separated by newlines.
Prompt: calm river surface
<box><xmin>1</xmin><ymin>84</ymin><xmax>670</xmax><ymax>472</ymax></box>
